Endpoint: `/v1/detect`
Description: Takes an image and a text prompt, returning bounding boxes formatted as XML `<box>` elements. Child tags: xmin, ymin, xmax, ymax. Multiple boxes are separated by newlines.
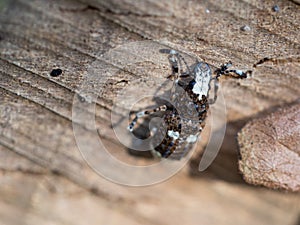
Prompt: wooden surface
<box><xmin>238</xmin><ymin>102</ymin><xmax>300</xmax><ymax>191</ymax></box>
<box><xmin>0</xmin><ymin>0</ymin><xmax>299</xmax><ymax>225</ymax></box>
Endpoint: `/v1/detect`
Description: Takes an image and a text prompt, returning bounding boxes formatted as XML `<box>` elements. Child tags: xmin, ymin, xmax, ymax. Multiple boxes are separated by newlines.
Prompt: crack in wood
<box><xmin>253</xmin><ymin>56</ymin><xmax>300</xmax><ymax>67</ymax></box>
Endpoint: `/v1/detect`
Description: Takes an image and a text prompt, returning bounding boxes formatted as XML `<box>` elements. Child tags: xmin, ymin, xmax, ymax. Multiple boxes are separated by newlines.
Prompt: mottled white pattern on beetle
<box><xmin>167</xmin><ymin>130</ymin><xmax>180</xmax><ymax>140</ymax></box>
<box><xmin>235</xmin><ymin>70</ymin><xmax>244</xmax><ymax>76</ymax></box>
<box><xmin>137</xmin><ymin>111</ymin><xmax>145</xmax><ymax>117</ymax></box>
<box><xmin>170</xmin><ymin>49</ymin><xmax>177</xmax><ymax>55</ymax></box>
<box><xmin>192</xmin><ymin>83</ymin><xmax>208</xmax><ymax>98</ymax></box>
<box><xmin>193</xmin><ymin>63</ymin><xmax>211</xmax><ymax>99</ymax></box>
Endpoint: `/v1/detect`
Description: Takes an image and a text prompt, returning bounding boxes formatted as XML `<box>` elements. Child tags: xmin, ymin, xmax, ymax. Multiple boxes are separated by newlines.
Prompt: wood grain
<box><xmin>0</xmin><ymin>0</ymin><xmax>299</xmax><ymax>224</ymax></box>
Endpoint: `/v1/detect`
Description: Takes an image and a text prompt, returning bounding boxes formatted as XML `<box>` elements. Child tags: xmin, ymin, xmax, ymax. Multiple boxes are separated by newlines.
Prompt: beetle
<box><xmin>128</xmin><ymin>49</ymin><xmax>250</xmax><ymax>159</ymax></box>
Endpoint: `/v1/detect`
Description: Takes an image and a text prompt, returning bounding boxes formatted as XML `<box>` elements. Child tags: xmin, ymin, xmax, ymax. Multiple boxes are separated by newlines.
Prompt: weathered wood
<box><xmin>238</xmin><ymin>102</ymin><xmax>300</xmax><ymax>191</ymax></box>
<box><xmin>0</xmin><ymin>0</ymin><xmax>299</xmax><ymax>224</ymax></box>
